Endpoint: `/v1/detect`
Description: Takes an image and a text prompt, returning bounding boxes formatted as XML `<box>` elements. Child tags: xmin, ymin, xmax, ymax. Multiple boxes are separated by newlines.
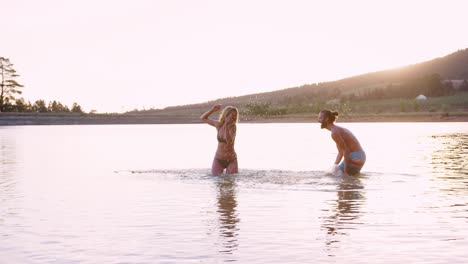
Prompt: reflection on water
<box><xmin>1</xmin><ymin>123</ymin><xmax>468</xmax><ymax>263</ymax></box>
<box><xmin>0</xmin><ymin>129</ymin><xmax>16</xmax><ymax>179</ymax></box>
<box><xmin>0</xmin><ymin>129</ymin><xmax>18</xmax><ymax>229</ymax></box>
<box><xmin>215</xmin><ymin>176</ymin><xmax>240</xmax><ymax>257</ymax></box>
<box><xmin>431</xmin><ymin>133</ymin><xmax>468</xmax><ymax>195</ymax></box>
<box><xmin>322</xmin><ymin>176</ymin><xmax>365</xmax><ymax>252</ymax></box>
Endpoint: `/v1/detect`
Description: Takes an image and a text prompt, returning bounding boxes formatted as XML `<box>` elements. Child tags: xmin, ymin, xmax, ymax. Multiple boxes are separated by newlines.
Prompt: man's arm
<box><xmin>334</xmin><ymin>150</ymin><xmax>343</xmax><ymax>165</ymax></box>
<box><xmin>332</xmin><ymin>130</ymin><xmax>351</xmax><ymax>174</ymax></box>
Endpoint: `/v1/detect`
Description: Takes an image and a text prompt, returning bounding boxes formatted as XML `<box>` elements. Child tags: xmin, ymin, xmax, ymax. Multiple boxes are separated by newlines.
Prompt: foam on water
<box><xmin>116</xmin><ymin>168</ymin><xmax>388</xmax><ymax>194</ymax></box>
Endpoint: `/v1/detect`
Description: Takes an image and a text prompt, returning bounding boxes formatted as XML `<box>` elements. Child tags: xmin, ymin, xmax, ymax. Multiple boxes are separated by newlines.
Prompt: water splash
<box><xmin>115</xmin><ymin>168</ymin><xmax>374</xmax><ymax>193</ymax></box>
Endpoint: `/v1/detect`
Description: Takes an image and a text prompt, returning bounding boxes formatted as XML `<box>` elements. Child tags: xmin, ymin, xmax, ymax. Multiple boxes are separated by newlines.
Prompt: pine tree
<box><xmin>0</xmin><ymin>57</ymin><xmax>24</xmax><ymax>112</ymax></box>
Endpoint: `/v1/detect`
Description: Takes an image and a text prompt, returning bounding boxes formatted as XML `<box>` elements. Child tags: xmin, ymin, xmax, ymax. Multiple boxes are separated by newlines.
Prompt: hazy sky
<box><xmin>3</xmin><ymin>0</ymin><xmax>468</xmax><ymax>113</ymax></box>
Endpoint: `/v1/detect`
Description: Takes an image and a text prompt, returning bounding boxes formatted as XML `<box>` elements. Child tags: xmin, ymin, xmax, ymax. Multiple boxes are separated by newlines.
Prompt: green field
<box><xmin>343</xmin><ymin>91</ymin><xmax>468</xmax><ymax>115</ymax></box>
<box><xmin>241</xmin><ymin>91</ymin><xmax>468</xmax><ymax>117</ymax></box>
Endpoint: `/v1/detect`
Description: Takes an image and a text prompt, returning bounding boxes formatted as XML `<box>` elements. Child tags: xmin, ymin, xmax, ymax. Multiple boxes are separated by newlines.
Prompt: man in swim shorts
<box><xmin>318</xmin><ymin>110</ymin><xmax>366</xmax><ymax>176</ymax></box>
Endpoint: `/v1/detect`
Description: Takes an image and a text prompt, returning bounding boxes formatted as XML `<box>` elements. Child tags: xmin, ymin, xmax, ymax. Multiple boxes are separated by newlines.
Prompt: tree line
<box><xmin>1</xmin><ymin>56</ymin><xmax>84</xmax><ymax>113</ymax></box>
<box><xmin>2</xmin><ymin>98</ymin><xmax>83</xmax><ymax>113</ymax></box>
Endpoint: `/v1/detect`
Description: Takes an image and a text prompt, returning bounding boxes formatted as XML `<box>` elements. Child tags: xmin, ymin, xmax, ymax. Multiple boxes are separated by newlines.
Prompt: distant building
<box><xmin>443</xmin><ymin>79</ymin><xmax>465</xmax><ymax>89</ymax></box>
<box><xmin>415</xmin><ymin>94</ymin><xmax>427</xmax><ymax>100</ymax></box>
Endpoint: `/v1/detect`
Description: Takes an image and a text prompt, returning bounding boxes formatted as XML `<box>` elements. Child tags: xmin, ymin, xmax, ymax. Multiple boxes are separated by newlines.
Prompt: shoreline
<box><xmin>243</xmin><ymin>112</ymin><xmax>468</xmax><ymax>123</ymax></box>
<box><xmin>1</xmin><ymin>112</ymin><xmax>467</xmax><ymax>126</ymax></box>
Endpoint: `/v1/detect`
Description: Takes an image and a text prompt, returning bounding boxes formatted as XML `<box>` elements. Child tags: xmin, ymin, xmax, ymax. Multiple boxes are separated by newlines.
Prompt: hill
<box><xmin>129</xmin><ymin>48</ymin><xmax>468</xmax><ymax>120</ymax></box>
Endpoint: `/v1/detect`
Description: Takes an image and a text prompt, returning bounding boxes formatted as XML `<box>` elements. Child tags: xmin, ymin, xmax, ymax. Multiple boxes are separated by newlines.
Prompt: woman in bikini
<box><xmin>200</xmin><ymin>104</ymin><xmax>239</xmax><ymax>176</ymax></box>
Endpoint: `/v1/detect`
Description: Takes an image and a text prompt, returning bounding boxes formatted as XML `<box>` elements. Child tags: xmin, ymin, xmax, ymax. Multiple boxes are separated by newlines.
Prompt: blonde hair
<box><xmin>218</xmin><ymin>106</ymin><xmax>239</xmax><ymax>126</ymax></box>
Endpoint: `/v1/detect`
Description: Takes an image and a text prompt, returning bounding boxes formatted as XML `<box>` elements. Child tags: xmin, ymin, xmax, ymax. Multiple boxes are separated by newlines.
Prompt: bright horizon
<box><xmin>3</xmin><ymin>0</ymin><xmax>468</xmax><ymax>113</ymax></box>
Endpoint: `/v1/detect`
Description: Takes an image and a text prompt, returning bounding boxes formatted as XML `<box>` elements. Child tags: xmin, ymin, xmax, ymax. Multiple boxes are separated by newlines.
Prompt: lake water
<box><xmin>1</xmin><ymin>122</ymin><xmax>467</xmax><ymax>263</ymax></box>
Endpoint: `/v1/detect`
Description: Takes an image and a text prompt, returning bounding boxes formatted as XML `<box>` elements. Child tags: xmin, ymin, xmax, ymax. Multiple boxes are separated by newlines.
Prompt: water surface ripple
<box><xmin>1</xmin><ymin>123</ymin><xmax>467</xmax><ymax>263</ymax></box>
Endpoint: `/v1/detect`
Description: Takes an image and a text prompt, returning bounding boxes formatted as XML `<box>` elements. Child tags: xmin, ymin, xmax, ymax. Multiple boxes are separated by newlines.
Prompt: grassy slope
<box><xmin>341</xmin><ymin>92</ymin><xmax>468</xmax><ymax>114</ymax></box>
<box><xmin>128</xmin><ymin>49</ymin><xmax>468</xmax><ymax>120</ymax></box>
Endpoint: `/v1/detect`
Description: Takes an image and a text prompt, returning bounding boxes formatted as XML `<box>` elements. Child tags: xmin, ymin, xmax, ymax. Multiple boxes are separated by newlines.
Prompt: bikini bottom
<box><xmin>216</xmin><ymin>157</ymin><xmax>237</xmax><ymax>169</ymax></box>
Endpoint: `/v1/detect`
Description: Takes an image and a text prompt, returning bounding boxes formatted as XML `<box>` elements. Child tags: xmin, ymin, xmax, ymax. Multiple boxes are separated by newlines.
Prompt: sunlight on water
<box><xmin>1</xmin><ymin>123</ymin><xmax>467</xmax><ymax>263</ymax></box>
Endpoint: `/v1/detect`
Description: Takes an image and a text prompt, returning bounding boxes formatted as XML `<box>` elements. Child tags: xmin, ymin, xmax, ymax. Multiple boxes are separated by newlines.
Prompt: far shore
<box><xmin>244</xmin><ymin>112</ymin><xmax>468</xmax><ymax>123</ymax></box>
<box><xmin>1</xmin><ymin>112</ymin><xmax>468</xmax><ymax>126</ymax></box>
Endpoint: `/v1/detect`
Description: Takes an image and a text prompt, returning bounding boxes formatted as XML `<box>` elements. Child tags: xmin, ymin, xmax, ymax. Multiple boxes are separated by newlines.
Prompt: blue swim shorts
<box><xmin>338</xmin><ymin>151</ymin><xmax>366</xmax><ymax>175</ymax></box>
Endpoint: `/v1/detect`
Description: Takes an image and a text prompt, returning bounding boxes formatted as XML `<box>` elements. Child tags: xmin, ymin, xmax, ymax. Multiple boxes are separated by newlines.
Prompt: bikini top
<box><xmin>217</xmin><ymin>134</ymin><xmax>227</xmax><ymax>143</ymax></box>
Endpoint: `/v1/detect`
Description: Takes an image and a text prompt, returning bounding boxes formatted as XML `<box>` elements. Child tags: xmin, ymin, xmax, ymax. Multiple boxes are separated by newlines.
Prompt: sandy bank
<box><xmin>0</xmin><ymin>113</ymin><xmax>201</xmax><ymax>126</ymax></box>
<box><xmin>244</xmin><ymin>113</ymin><xmax>468</xmax><ymax>123</ymax></box>
<box><xmin>1</xmin><ymin>112</ymin><xmax>467</xmax><ymax>126</ymax></box>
